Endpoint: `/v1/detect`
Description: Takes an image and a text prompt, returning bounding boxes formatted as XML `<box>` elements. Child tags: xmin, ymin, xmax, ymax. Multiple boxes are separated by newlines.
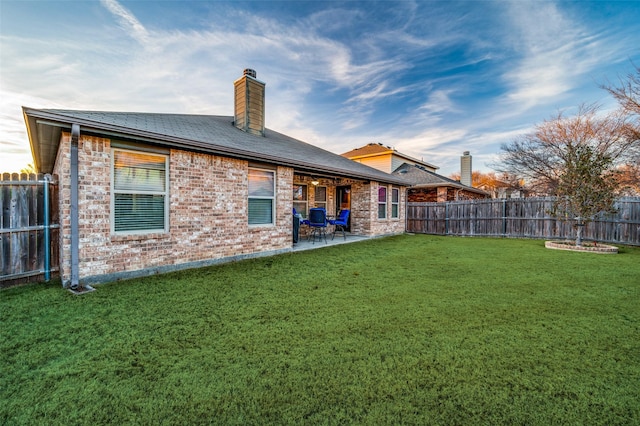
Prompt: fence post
<box><xmin>445</xmin><ymin>202</ymin><xmax>449</xmax><ymax>235</ymax></box>
<box><xmin>502</xmin><ymin>199</ymin><xmax>507</xmax><ymax>236</ymax></box>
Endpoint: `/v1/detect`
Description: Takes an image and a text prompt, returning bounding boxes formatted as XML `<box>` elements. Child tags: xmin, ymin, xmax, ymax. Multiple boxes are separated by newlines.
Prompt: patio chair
<box><xmin>308</xmin><ymin>208</ymin><xmax>328</xmax><ymax>244</ymax></box>
<box><xmin>328</xmin><ymin>209</ymin><xmax>350</xmax><ymax>240</ymax></box>
<box><xmin>293</xmin><ymin>208</ymin><xmax>309</xmax><ymax>225</ymax></box>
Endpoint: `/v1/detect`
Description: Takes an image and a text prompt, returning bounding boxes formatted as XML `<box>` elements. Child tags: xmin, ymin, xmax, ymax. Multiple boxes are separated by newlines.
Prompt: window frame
<box><xmin>391</xmin><ymin>187</ymin><xmax>400</xmax><ymax>219</ymax></box>
<box><xmin>248</xmin><ymin>167</ymin><xmax>276</xmax><ymax>226</ymax></box>
<box><xmin>378</xmin><ymin>185</ymin><xmax>387</xmax><ymax>219</ymax></box>
<box><xmin>111</xmin><ymin>147</ymin><xmax>169</xmax><ymax>235</ymax></box>
<box><xmin>293</xmin><ymin>183</ymin><xmax>308</xmax><ymax>218</ymax></box>
<box><xmin>314</xmin><ymin>185</ymin><xmax>327</xmax><ymax>210</ymax></box>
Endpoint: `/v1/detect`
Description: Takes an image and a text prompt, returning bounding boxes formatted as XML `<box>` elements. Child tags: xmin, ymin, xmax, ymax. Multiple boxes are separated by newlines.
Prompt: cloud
<box><xmin>499</xmin><ymin>2</ymin><xmax>612</xmax><ymax>112</ymax></box>
<box><xmin>1</xmin><ymin>0</ymin><xmax>638</xmax><ymax>176</ymax></box>
<box><xmin>100</xmin><ymin>0</ymin><xmax>151</xmax><ymax>46</ymax></box>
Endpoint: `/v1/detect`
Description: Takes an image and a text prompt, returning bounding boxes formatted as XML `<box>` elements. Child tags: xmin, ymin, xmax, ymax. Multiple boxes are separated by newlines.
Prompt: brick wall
<box><xmin>349</xmin><ymin>182</ymin><xmax>405</xmax><ymax>236</ymax></box>
<box><xmin>54</xmin><ymin>134</ymin><xmax>292</xmax><ymax>285</ymax></box>
<box><xmin>408</xmin><ymin>187</ymin><xmax>487</xmax><ymax>202</ymax></box>
<box><xmin>53</xmin><ymin>134</ymin><xmax>406</xmax><ymax>285</ymax></box>
<box><xmin>369</xmin><ymin>183</ymin><xmax>406</xmax><ymax>236</ymax></box>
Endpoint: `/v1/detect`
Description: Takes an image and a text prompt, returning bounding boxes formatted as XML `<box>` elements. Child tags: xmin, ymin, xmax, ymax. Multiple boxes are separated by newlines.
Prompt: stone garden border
<box><xmin>545</xmin><ymin>240</ymin><xmax>618</xmax><ymax>254</ymax></box>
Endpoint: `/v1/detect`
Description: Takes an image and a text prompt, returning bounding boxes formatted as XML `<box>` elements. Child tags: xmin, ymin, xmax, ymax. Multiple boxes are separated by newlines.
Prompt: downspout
<box><xmin>43</xmin><ymin>174</ymin><xmax>51</xmax><ymax>282</ymax></box>
<box><xmin>69</xmin><ymin>124</ymin><xmax>80</xmax><ymax>289</ymax></box>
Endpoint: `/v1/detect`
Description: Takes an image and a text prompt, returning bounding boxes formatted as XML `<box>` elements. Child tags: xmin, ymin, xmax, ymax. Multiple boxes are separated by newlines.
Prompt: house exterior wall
<box><xmin>54</xmin><ymin>133</ymin><xmax>293</xmax><ymax>285</ymax></box>
<box><xmin>408</xmin><ymin>187</ymin><xmax>487</xmax><ymax>202</ymax></box>
<box><xmin>291</xmin><ymin>176</ymin><xmax>406</xmax><ymax>238</ymax></box>
<box><xmin>52</xmin><ymin>132</ymin><xmax>406</xmax><ymax>285</ymax></box>
<box><xmin>351</xmin><ymin>152</ymin><xmax>437</xmax><ymax>174</ymax></box>
<box><xmin>349</xmin><ymin>182</ymin><xmax>405</xmax><ymax>236</ymax></box>
<box><xmin>352</xmin><ymin>154</ymin><xmax>393</xmax><ymax>174</ymax></box>
<box><xmin>391</xmin><ymin>155</ymin><xmax>406</xmax><ymax>173</ymax></box>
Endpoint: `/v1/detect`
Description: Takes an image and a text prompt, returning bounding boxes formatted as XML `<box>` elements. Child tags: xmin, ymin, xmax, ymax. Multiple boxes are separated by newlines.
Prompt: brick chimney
<box><xmin>460</xmin><ymin>151</ymin><xmax>472</xmax><ymax>187</ymax></box>
<box><xmin>234</xmin><ymin>69</ymin><xmax>265</xmax><ymax>136</ymax></box>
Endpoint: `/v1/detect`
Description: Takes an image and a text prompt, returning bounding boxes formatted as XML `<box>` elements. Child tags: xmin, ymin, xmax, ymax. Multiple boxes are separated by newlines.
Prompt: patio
<box><xmin>292</xmin><ymin>230</ymin><xmax>370</xmax><ymax>252</ymax></box>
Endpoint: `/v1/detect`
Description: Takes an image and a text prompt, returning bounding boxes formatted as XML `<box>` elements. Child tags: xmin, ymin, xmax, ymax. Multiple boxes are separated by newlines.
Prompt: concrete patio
<box><xmin>292</xmin><ymin>230</ymin><xmax>371</xmax><ymax>252</ymax></box>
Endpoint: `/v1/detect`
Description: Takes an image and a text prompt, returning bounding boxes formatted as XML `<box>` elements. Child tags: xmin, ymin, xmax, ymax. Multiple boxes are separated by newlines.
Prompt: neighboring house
<box><xmin>393</xmin><ymin>163</ymin><xmax>488</xmax><ymax>202</ymax></box>
<box><xmin>341</xmin><ymin>143</ymin><xmax>438</xmax><ymax>174</ymax></box>
<box><xmin>342</xmin><ymin>144</ymin><xmax>487</xmax><ymax>202</ymax></box>
<box><xmin>24</xmin><ymin>69</ymin><xmax>407</xmax><ymax>288</ymax></box>
<box><xmin>476</xmin><ymin>181</ymin><xmax>530</xmax><ymax>199</ymax></box>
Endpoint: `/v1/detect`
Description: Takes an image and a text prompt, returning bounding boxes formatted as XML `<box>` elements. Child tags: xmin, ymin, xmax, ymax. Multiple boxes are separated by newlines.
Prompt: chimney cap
<box><xmin>463</xmin><ymin>151</ymin><xmax>470</xmax><ymax>156</ymax></box>
<box><xmin>244</xmin><ymin>68</ymin><xmax>257</xmax><ymax>78</ymax></box>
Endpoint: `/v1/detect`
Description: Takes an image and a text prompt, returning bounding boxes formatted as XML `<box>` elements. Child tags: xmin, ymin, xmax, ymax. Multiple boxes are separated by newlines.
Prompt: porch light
<box><xmin>311</xmin><ymin>179</ymin><xmax>319</xmax><ymax>186</ymax></box>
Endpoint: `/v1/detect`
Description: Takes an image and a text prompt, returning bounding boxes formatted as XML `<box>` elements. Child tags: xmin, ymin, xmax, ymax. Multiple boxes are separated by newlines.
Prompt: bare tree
<box><xmin>604</xmin><ymin>64</ymin><xmax>640</xmax><ymax>118</ymax></box>
<box><xmin>494</xmin><ymin>104</ymin><xmax>636</xmax><ymax>196</ymax></box>
<box><xmin>20</xmin><ymin>163</ymin><xmax>36</xmax><ymax>174</ymax></box>
<box><xmin>616</xmin><ymin>164</ymin><xmax>640</xmax><ymax>196</ymax></box>
<box><xmin>450</xmin><ymin>171</ymin><xmax>526</xmax><ymax>197</ymax></box>
<box><xmin>603</xmin><ymin>64</ymin><xmax>640</xmax><ymax>191</ymax></box>
<box><xmin>494</xmin><ymin>103</ymin><xmax>639</xmax><ymax>245</ymax></box>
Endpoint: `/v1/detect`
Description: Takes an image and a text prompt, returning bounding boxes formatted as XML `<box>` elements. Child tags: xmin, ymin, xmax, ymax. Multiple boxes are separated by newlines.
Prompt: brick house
<box><xmin>341</xmin><ymin>142</ymin><xmax>439</xmax><ymax>174</ymax></box>
<box><xmin>342</xmin><ymin>144</ymin><xmax>488</xmax><ymax>202</ymax></box>
<box><xmin>23</xmin><ymin>70</ymin><xmax>407</xmax><ymax>288</ymax></box>
<box><xmin>394</xmin><ymin>163</ymin><xmax>488</xmax><ymax>202</ymax></box>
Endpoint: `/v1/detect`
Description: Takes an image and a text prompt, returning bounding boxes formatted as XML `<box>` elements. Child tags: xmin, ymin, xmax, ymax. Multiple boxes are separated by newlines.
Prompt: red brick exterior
<box><xmin>54</xmin><ymin>133</ymin><xmax>406</xmax><ymax>285</ymax></box>
<box><xmin>408</xmin><ymin>187</ymin><xmax>486</xmax><ymax>202</ymax></box>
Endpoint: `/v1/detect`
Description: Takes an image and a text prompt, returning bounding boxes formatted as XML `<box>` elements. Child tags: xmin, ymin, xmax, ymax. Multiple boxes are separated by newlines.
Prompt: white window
<box><xmin>314</xmin><ymin>186</ymin><xmax>327</xmax><ymax>210</ymax></box>
<box><xmin>112</xmin><ymin>148</ymin><xmax>168</xmax><ymax>234</ymax></box>
<box><xmin>293</xmin><ymin>184</ymin><xmax>308</xmax><ymax>218</ymax></box>
<box><xmin>378</xmin><ymin>186</ymin><xmax>387</xmax><ymax>219</ymax></box>
<box><xmin>248</xmin><ymin>168</ymin><xmax>275</xmax><ymax>225</ymax></box>
<box><xmin>391</xmin><ymin>188</ymin><xmax>399</xmax><ymax>218</ymax></box>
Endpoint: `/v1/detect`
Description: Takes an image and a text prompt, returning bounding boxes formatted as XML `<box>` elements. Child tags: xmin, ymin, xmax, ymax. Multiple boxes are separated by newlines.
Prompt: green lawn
<box><xmin>1</xmin><ymin>235</ymin><xmax>639</xmax><ymax>425</ymax></box>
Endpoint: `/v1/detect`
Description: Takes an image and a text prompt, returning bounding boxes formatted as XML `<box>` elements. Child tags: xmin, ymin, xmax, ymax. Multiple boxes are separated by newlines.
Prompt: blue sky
<box><xmin>1</xmin><ymin>1</ymin><xmax>639</xmax><ymax>176</ymax></box>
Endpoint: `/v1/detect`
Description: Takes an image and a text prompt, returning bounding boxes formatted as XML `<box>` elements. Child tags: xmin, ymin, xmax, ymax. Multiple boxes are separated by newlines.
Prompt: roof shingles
<box><xmin>24</xmin><ymin>108</ymin><xmax>407</xmax><ymax>185</ymax></box>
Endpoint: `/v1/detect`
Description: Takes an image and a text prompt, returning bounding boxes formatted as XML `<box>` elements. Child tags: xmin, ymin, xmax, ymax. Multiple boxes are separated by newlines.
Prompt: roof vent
<box><xmin>244</xmin><ymin>68</ymin><xmax>257</xmax><ymax>78</ymax></box>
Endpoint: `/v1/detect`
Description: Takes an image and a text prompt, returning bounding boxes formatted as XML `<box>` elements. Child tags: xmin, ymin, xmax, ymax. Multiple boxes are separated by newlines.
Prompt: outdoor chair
<box><xmin>328</xmin><ymin>209</ymin><xmax>350</xmax><ymax>240</ymax></box>
<box><xmin>293</xmin><ymin>208</ymin><xmax>309</xmax><ymax>225</ymax></box>
<box><xmin>308</xmin><ymin>208</ymin><xmax>328</xmax><ymax>244</ymax></box>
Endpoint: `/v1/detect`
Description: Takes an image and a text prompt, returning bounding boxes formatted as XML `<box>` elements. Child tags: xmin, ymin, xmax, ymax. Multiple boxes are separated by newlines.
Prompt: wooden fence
<box><xmin>1</xmin><ymin>173</ymin><xmax>59</xmax><ymax>284</ymax></box>
<box><xmin>407</xmin><ymin>197</ymin><xmax>640</xmax><ymax>246</ymax></box>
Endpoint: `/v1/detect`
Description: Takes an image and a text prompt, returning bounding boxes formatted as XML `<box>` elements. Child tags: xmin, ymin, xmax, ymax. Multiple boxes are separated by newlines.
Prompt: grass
<box><xmin>1</xmin><ymin>235</ymin><xmax>639</xmax><ymax>425</ymax></box>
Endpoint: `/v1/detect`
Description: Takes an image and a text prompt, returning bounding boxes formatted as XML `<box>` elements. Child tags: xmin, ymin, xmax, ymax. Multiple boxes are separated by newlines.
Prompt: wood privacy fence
<box><xmin>1</xmin><ymin>173</ymin><xmax>59</xmax><ymax>284</ymax></box>
<box><xmin>407</xmin><ymin>197</ymin><xmax>640</xmax><ymax>246</ymax></box>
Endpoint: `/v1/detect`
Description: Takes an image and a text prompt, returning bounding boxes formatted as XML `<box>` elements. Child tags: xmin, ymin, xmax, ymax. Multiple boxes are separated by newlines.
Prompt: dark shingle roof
<box><xmin>341</xmin><ymin>142</ymin><xmax>393</xmax><ymax>158</ymax></box>
<box><xmin>393</xmin><ymin>163</ymin><xmax>488</xmax><ymax>195</ymax></box>
<box><xmin>341</xmin><ymin>142</ymin><xmax>439</xmax><ymax>170</ymax></box>
<box><xmin>23</xmin><ymin>108</ymin><xmax>407</xmax><ymax>185</ymax></box>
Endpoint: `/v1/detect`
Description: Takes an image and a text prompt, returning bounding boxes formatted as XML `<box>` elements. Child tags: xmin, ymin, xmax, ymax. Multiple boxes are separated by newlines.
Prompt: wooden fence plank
<box><xmin>408</xmin><ymin>197</ymin><xmax>640</xmax><ymax>246</ymax></box>
<box><xmin>0</xmin><ymin>174</ymin><xmax>59</xmax><ymax>284</ymax></box>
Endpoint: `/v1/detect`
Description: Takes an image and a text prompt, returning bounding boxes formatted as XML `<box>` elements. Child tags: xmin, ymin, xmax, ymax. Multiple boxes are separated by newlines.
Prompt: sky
<box><xmin>1</xmin><ymin>1</ymin><xmax>639</xmax><ymax>177</ymax></box>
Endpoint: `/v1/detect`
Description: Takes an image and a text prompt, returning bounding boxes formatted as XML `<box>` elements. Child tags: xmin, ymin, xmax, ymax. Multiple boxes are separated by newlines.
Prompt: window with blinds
<box><xmin>378</xmin><ymin>186</ymin><xmax>387</xmax><ymax>219</ymax></box>
<box><xmin>391</xmin><ymin>188</ymin><xmax>399</xmax><ymax>218</ymax></box>
<box><xmin>112</xmin><ymin>149</ymin><xmax>168</xmax><ymax>233</ymax></box>
<box><xmin>293</xmin><ymin>184</ymin><xmax>308</xmax><ymax>218</ymax></box>
<box><xmin>248</xmin><ymin>168</ymin><xmax>275</xmax><ymax>225</ymax></box>
<box><xmin>314</xmin><ymin>186</ymin><xmax>327</xmax><ymax>210</ymax></box>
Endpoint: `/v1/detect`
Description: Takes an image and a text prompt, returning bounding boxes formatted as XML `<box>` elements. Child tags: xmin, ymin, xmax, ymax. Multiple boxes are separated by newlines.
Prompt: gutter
<box><xmin>69</xmin><ymin>124</ymin><xmax>80</xmax><ymax>289</ymax></box>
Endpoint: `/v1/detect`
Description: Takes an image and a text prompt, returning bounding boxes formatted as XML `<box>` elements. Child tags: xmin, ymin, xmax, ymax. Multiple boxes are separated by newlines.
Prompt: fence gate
<box><xmin>0</xmin><ymin>173</ymin><xmax>59</xmax><ymax>285</ymax></box>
